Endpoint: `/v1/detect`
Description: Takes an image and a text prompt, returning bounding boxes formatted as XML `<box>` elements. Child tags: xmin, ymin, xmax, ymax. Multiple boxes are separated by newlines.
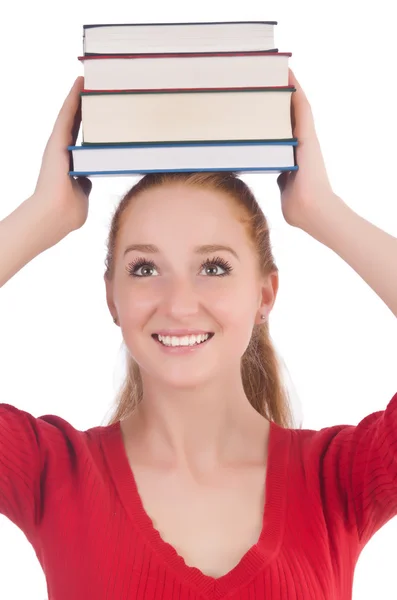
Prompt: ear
<box><xmin>259</xmin><ymin>271</ymin><xmax>279</xmax><ymax>317</ymax></box>
<box><xmin>104</xmin><ymin>274</ymin><xmax>117</xmax><ymax>321</ymax></box>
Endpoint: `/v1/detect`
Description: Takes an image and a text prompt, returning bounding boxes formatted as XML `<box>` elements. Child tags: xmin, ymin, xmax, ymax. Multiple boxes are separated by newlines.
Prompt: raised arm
<box><xmin>0</xmin><ymin>76</ymin><xmax>92</xmax><ymax>288</ymax></box>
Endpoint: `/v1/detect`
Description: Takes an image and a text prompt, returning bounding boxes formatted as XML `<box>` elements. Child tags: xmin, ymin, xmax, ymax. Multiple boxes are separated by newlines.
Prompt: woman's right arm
<box><xmin>0</xmin><ymin>196</ymin><xmax>67</xmax><ymax>287</ymax></box>
<box><xmin>0</xmin><ymin>75</ymin><xmax>92</xmax><ymax>288</ymax></box>
<box><xmin>0</xmin><ymin>77</ymin><xmax>93</xmax><ymax>534</ymax></box>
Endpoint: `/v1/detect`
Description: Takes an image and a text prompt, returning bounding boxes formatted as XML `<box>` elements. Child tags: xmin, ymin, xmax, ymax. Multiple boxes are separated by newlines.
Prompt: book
<box><xmin>68</xmin><ymin>140</ymin><xmax>298</xmax><ymax>176</ymax></box>
<box><xmin>83</xmin><ymin>21</ymin><xmax>278</xmax><ymax>55</ymax></box>
<box><xmin>80</xmin><ymin>87</ymin><xmax>295</xmax><ymax>144</ymax></box>
<box><xmin>68</xmin><ymin>20</ymin><xmax>298</xmax><ymax>177</ymax></box>
<box><xmin>80</xmin><ymin>51</ymin><xmax>291</xmax><ymax>91</ymax></box>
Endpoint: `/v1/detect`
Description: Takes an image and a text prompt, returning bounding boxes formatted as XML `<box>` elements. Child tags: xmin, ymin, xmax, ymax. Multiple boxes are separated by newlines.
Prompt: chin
<box><xmin>161</xmin><ymin>368</ymin><xmax>213</xmax><ymax>389</ymax></box>
<box><xmin>144</xmin><ymin>360</ymin><xmax>217</xmax><ymax>389</ymax></box>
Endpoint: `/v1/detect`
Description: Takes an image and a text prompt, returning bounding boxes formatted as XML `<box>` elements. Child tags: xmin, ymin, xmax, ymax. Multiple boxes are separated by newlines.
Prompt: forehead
<box><xmin>121</xmin><ymin>184</ymin><xmax>247</xmax><ymax>238</ymax></box>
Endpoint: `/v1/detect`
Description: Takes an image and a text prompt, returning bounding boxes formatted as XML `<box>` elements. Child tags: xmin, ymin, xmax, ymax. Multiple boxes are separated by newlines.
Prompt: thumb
<box><xmin>76</xmin><ymin>176</ymin><xmax>92</xmax><ymax>197</ymax></box>
<box><xmin>277</xmin><ymin>171</ymin><xmax>289</xmax><ymax>193</ymax></box>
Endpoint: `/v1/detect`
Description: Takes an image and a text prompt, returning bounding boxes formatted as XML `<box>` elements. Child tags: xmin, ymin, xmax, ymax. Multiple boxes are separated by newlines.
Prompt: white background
<box><xmin>0</xmin><ymin>0</ymin><xmax>396</xmax><ymax>597</ymax></box>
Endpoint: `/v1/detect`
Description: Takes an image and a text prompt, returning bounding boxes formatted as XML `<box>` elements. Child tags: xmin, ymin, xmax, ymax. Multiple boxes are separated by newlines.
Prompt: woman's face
<box><xmin>106</xmin><ymin>183</ymin><xmax>278</xmax><ymax>389</ymax></box>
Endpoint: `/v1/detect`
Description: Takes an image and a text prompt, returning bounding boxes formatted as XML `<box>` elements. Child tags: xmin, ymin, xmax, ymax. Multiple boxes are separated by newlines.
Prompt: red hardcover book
<box><xmin>78</xmin><ymin>51</ymin><xmax>292</xmax><ymax>91</ymax></box>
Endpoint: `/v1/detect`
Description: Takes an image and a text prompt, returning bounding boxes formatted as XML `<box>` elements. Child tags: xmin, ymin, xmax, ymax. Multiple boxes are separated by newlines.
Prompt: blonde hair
<box><xmin>103</xmin><ymin>171</ymin><xmax>295</xmax><ymax>429</ymax></box>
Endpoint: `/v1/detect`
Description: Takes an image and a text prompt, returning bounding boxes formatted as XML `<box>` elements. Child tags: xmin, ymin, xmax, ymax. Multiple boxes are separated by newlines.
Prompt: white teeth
<box><xmin>157</xmin><ymin>333</ymin><xmax>210</xmax><ymax>347</ymax></box>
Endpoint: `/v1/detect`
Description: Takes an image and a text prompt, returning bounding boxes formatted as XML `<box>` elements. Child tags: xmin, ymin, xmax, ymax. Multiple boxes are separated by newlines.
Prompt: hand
<box><xmin>277</xmin><ymin>69</ymin><xmax>338</xmax><ymax>232</ymax></box>
<box><xmin>33</xmin><ymin>76</ymin><xmax>92</xmax><ymax>240</ymax></box>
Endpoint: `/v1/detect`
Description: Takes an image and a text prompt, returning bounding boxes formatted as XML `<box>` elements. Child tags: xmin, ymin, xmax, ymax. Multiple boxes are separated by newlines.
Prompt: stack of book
<box><xmin>68</xmin><ymin>21</ymin><xmax>298</xmax><ymax>176</ymax></box>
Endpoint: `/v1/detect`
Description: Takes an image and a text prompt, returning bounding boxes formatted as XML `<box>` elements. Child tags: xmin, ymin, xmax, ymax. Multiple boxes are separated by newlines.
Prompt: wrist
<box><xmin>300</xmin><ymin>193</ymin><xmax>349</xmax><ymax>248</ymax></box>
<box><xmin>26</xmin><ymin>194</ymin><xmax>70</xmax><ymax>251</ymax></box>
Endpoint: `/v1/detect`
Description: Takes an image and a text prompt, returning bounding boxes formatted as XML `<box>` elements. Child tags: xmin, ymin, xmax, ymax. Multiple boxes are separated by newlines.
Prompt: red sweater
<box><xmin>1</xmin><ymin>392</ymin><xmax>397</xmax><ymax>600</ymax></box>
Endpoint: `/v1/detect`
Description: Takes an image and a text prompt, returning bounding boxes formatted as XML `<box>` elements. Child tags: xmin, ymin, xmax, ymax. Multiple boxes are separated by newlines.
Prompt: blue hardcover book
<box><xmin>68</xmin><ymin>139</ymin><xmax>298</xmax><ymax>177</ymax></box>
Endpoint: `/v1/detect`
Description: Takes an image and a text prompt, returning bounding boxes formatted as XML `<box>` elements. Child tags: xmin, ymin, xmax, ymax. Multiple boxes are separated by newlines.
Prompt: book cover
<box><xmin>79</xmin><ymin>51</ymin><xmax>291</xmax><ymax>61</ymax></box>
<box><xmin>80</xmin><ymin>86</ymin><xmax>296</xmax><ymax>95</ymax></box>
<box><xmin>83</xmin><ymin>21</ymin><xmax>278</xmax><ymax>29</ymax></box>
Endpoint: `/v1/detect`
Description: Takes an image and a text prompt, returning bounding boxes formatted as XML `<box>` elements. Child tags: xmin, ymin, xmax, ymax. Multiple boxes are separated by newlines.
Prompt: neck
<box><xmin>124</xmin><ymin>373</ymin><xmax>269</xmax><ymax>472</ymax></box>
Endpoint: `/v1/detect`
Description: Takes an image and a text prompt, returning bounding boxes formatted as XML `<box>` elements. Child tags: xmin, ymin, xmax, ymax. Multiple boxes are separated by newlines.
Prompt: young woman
<box><xmin>0</xmin><ymin>72</ymin><xmax>396</xmax><ymax>600</ymax></box>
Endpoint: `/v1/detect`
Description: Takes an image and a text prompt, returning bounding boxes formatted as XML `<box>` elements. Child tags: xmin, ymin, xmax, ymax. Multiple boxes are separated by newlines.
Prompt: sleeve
<box><xmin>0</xmin><ymin>403</ymin><xmax>47</xmax><ymax>535</ymax></box>
<box><xmin>313</xmin><ymin>391</ymin><xmax>397</xmax><ymax>546</ymax></box>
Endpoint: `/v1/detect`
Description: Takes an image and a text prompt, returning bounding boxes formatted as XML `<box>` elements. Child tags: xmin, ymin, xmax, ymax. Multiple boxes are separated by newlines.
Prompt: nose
<box><xmin>161</xmin><ymin>276</ymin><xmax>200</xmax><ymax>320</ymax></box>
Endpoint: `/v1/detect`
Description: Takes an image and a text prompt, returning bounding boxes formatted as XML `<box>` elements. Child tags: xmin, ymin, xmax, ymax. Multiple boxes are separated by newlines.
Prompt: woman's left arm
<box><xmin>303</xmin><ymin>194</ymin><xmax>397</xmax><ymax>319</ymax></box>
<box><xmin>279</xmin><ymin>69</ymin><xmax>397</xmax><ymax>546</ymax></box>
<box><xmin>278</xmin><ymin>68</ymin><xmax>397</xmax><ymax>319</ymax></box>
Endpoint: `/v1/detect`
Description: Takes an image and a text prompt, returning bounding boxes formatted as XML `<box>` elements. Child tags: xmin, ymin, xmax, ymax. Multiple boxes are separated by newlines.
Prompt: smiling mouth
<box><xmin>152</xmin><ymin>333</ymin><xmax>215</xmax><ymax>347</ymax></box>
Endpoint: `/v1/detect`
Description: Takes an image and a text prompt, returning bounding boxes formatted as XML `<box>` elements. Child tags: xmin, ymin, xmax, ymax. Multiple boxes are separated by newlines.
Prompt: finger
<box><xmin>288</xmin><ymin>68</ymin><xmax>316</xmax><ymax>138</ymax></box>
<box><xmin>277</xmin><ymin>171</ymin><xmax>289</xmax><ymax>193</ymax></box>
<box><xmin>288</xmin><ymin>68</ymin><xmax>307</xmax><ymax>99</ymax></box>
<box><xmin>70</xmin><ymin>88</ymin><xmax>82</xmax><ymax>147</ymax></box>
<box><xmin>289</xmin><ymin>68</ymin><xmax>310</xmax><ymax>113</ymax></box>
<box><xmin>51</xmin><ymin>76</ymin><xmax>84</xmax><ymax>144</ymax></box>
<box><xmin>75</xmin><ymin>176</ymin><xmax>92</xmax><ymax>197</ymax></box>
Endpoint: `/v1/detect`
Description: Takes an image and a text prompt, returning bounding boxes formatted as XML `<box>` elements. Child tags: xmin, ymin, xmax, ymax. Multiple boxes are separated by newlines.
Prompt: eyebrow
<box><xmin>123</xmin><ymin>243</ymin><xmax>239</xmax><ymax>260</ymax></box>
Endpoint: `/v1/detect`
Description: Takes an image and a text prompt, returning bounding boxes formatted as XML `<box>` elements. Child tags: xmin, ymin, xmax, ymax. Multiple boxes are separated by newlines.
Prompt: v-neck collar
<box><xmin>100</xmin><ymin>418</ymin><xmax>290</xmax><ymax>599</ymax></box>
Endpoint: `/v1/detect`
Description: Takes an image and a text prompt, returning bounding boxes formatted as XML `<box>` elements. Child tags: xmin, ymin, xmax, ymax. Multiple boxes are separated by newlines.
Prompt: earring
<box><xmin>113</xmin><ymin>316</ymin><xmax>118</xmax><ymax>324</ymax></box>
<box><xmin>261</xmin><ymin>314</ymin><xmax>267</xmax><ymax>321</ymax></box>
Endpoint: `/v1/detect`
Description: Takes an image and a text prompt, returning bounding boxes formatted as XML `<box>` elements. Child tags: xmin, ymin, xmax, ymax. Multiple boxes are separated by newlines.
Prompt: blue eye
<box><xmin>126</xmin><ymin>256</ymin><xmax>233</xmax><ymax>278</ymax></box>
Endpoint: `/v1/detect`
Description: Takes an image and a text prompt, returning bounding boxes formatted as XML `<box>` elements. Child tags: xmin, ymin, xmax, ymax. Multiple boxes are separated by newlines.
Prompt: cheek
<box><xmin>118</xmin><ymin>285</ymin><xmax>158</xmax><ymax>326</ymax></box>
<box><xmin>208</xmin><ymin>286</ymin><xmax>257</xmax><ymax>349</ymax></box>
<box><xmin>132</xmin><ymin>290</ymin><xmax>158</xmax><ymax>311</ymax></box>
<box><xmin>206</xmin><ymin>281</ymin><xmax>256</xmax><ymax>317</ymax></box>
